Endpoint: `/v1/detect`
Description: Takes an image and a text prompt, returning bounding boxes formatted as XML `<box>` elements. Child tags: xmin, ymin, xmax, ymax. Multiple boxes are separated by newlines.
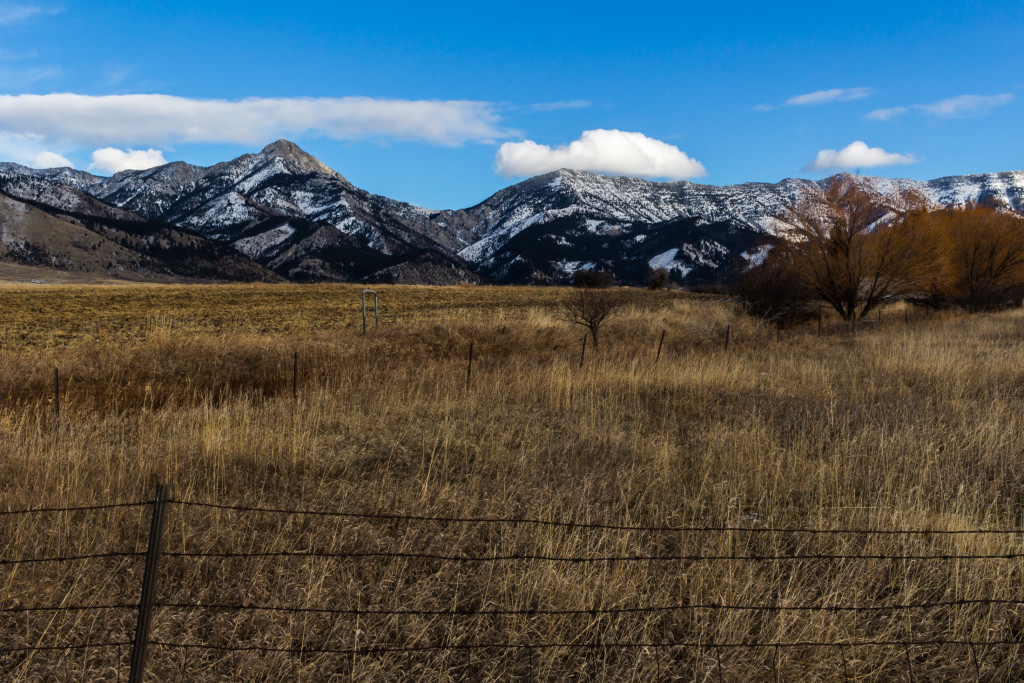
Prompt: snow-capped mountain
<box><xmin>1</xmin><ymin>140</ymin><xmax>1022</xmax><ymax>285</ymax></box>
<box><xmin>429</xmin><ymin>168</ymin><xmax>1024</xmax><ymax>284</ymax></box>
<box><xmin>0</xmin><ymin>141</ymin><xmax>478</xmax><ymax>283</ymax></box>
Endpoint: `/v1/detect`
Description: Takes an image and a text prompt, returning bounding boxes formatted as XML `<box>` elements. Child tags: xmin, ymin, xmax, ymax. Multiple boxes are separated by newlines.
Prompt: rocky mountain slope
<box><xmin>0</xmin><ymin>184</ymin><xmax>278</xmax><ymax>283</ymax></box>
<box><xmin>1</xmin><ymin>140</ymin><xmax>1021</xmax><ymax>285</ymax></box>
<box><xmin>431</xmin><ymin>168</ymin><xmax>1024</xmax><ymax>284</ymax></box>
<box><xmin>0</xmin><ymin>141</ymin><xmax>478</xmax><ymax>284</ymax></box>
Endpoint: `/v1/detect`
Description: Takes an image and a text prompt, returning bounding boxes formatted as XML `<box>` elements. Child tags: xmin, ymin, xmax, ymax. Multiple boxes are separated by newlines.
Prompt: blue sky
<box><xmin>0</xmin><ymin>0</ymin><xmax>1020</xmax><ymax>208</ymax></box>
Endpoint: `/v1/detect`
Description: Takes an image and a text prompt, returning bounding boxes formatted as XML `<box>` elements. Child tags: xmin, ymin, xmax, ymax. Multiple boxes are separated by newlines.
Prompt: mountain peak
<box><xmin>257</xmin><ymin>139</ymin><xmax>344</xmax><ymax>180</ymax></box>
<box><xmin>260</xmin><ymin>139</ymin><xmax>307</xmax><ymax>157</ymax></box>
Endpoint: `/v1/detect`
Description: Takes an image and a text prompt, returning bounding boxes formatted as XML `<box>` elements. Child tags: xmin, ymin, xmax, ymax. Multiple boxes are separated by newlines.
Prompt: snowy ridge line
<box><xmin>1</xmin><ymin>140</ymin><xmax>1022</xmax><ymax>285</ymax></box>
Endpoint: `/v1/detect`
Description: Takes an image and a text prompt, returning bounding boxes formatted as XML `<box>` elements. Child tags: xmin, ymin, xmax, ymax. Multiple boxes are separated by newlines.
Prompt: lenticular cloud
<box><xmin>0</xmin><ymin>94</ymin><xmax>511</xmax><ymax>147</ymax></box>
<box><xmin>494</xmin><ymin>129</ymin><xmax>707</xmax><ymax>180</ymax></box>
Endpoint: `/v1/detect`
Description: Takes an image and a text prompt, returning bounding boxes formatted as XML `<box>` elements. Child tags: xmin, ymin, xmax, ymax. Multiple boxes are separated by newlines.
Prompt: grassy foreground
<box><xmin>2</xmin><ymin>283</ymin><xmax>1024</xmax><ymax>681</ymax></box>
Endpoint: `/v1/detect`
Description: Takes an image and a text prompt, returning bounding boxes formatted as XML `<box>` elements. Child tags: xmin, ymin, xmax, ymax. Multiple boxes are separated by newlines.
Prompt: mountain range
<box><xmin>1</xmin><ymin>140</ymin><xmax>1022</xmax><ymax>285</ymax></box>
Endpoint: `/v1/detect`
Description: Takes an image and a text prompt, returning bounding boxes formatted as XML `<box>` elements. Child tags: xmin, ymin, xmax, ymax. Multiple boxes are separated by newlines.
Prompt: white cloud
<box><xmin>530</xmin><ymin>100</ymin><xmax>592</xmax><ymax>112</ymax></box>
<box><xmin>865</xmin><ymin>106</ymin><xmax>910</xmax><ymax>121</ymax></box>
<box><xmin>804</xmin><ymin>141</ymin><xmax>917</xmax><ymax>172</ymax></box>
<box><xmin>0</xmin><ymin>4</ymin><xmax>43</xmax><ymax>24</ymax></box>
<box><xmin>0</xmin><ymin>131</ymin><xmax>60</xmax><ymax>167</ymax></box>
<box><xmin>0</xmin><ymin>93</ymin><xmax>513</xmax><ymax>147</ymax></box>
<box><xmin>786</xmin><ymin>87</ymin><xmax>873</xmax><ymax>106</ymax></box>
<box><xmin>920</xmin><ymin>93</ymin><xmax>1013</xmax><ymax>118</ymax></box>
<box><xmin>494</xmin><ymin>129</ymin><xmax>706</xmax><ymax>180</ymax></box>
<box><xmin>868</xmin><ymin>93</ymin><xmax>1013</xmax><ymax>121</ymax></box>
<box><xmin>30</xmin><ymin>150</ymin><xmax>71</xmax><ymax>168</ymax></box>
<box><xmin>89</xmin><ymin>147</ymin><xmax>167</xmax><ymax>174</ymax></box>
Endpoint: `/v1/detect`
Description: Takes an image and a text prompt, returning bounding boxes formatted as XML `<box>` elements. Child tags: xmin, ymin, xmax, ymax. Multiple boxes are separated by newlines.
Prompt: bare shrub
<box><xmin>572</xmin><ymin>268</ymin><xmax>614</xmax><ymax>288</ymax></box>
<box><xmin>560</xmin><ymin>287</ymin><xmax>625</xmax><ymax>348</ymax></box>
<box><xmin>734</xmin><ymin>248</ymin><xmax>817</xmax><ymax>328</ymax></box>
<box><xmin>645</xmin><ymin>267</ymin><xmax>670</xmax><ymax>290</ymax></box>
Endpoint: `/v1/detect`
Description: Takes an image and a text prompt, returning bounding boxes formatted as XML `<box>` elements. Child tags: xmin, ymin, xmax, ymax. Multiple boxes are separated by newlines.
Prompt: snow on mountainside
<box><xmin>0</xmin><ymin>141</ymin><xmax>478</xmax><ymax>283</ymax></box>
<box><xmin>1</xmin><ymin>140</ymin><xmax>1022</xmax><ymax>285</ymax></box>
<box><xmin>438</xmin><ymin>168</ymin><xmax>1024</xmax><ymax>284</ymax></box>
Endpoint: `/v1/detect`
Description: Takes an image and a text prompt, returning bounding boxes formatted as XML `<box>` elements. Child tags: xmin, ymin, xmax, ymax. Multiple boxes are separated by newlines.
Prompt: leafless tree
<box><xmin>779</xmin><ymin>174</ymin><xmax>932</xmax><ymax>322</ymax></box>
<box><xmin>561</xmin><ymin>287</ymin><xmax>624</xmax><ymax>349</ymax></box>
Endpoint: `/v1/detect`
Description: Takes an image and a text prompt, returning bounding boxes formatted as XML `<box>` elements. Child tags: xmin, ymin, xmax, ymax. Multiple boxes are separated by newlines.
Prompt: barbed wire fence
<box><xmin>3</xmin><ymin>485</ymin><xmax>1024</xmax><ymax>680</ymax></box>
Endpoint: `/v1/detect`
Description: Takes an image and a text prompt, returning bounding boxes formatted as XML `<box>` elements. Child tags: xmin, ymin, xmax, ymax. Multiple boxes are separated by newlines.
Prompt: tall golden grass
<box><xmin>2</xmin><ymin>283</ymin><xmax>1023</xmax><ymax>680</ymax></box>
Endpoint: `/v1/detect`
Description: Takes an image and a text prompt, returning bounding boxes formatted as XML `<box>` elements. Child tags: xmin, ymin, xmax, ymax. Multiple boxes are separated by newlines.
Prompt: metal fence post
<box><xmin>129</xmin><ymin>483</ymin><xmax>170</xmax><ymax>683</ymax></box>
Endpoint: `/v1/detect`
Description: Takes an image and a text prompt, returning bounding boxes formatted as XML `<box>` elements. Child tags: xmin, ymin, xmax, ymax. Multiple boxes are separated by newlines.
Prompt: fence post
<box><xmin>466</xmin><ymin>341</ymin><xmax>474</xmax><ymax>389</ymax></box>
<box><xmin>362</xmin><ymin>289</ymin><xmax>378</xmax><ymax>334</ymax></box>
<box><xmin>655</xmin><ymin>330</ymin><xmax>665</xmax><ymax>363</ymax></box>
<box><xmin>293</xmin><ymin>351</ymin><xmax>298</xmax><ymax>402</ymax></box>
<box><xmin>579</xmin><ymin>335</ymin><xmax>587</xmax><ymax>369</ymax></box>
<box><xmin>129</xmin><ymin>483</ymin><xmax>170</xmax><ymax>683</ymax></box>
<box><xmin>723</xmin><ymin>325</ymin><xmax>730</xmax><ymax>352</ymax></box>
<box><xmin>53</xmin><ymin>368</ymin><xmax>59</xmax><ymax>423</ymax></box>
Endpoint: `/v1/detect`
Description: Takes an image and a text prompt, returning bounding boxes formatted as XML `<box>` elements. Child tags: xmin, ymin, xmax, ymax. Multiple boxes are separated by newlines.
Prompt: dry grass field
<box><xmin>2</xmin><ymin>283</ymin><xmax>1024</xmax><ymax>681</ymax></box>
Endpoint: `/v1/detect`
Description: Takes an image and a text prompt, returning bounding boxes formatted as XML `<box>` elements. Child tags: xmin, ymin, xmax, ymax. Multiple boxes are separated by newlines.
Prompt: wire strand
<box><xmin>0</xmin><ymin>552</ymin><xmax>144</xmax><ymax>566</ymax></box>
<box><xmin>170</xmin><ymin>499</ymin><xmax>1024</xmax><ymax>536</ymax></box>
<box><xmin>161</xmin><ymin>550</ymin><xmax>1024</xmax><ymax>563</ymax></box>
<box><xmin>147</xmin><ymin>638</ymin><xmax>1024</xmax><ymax>656</ymax></box>
<box><xmin>0</xmin><ymin>603</ymin><xmax>136</xmax><ymax>614</ymax></box>
<box><xmin>0</xmin><ymin>502</ymin><xmax>149</xmax><ymax>516</ymax></box>
<box><xmin>151</xmin><ymin>597</ymin><xmax>1024</xmax><ymax>617</ymax></box>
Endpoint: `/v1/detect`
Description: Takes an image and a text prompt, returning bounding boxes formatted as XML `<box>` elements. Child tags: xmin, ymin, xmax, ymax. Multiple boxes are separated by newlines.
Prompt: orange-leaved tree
<box><xmin>779</xmin><ymin>174</ymin><xmax>933</xmax><ymax>322</ymax></box>
<box><xmin>921</xmin><ymin>203</ymin><xmax>1024</xmax><ymax>311</ymax></box>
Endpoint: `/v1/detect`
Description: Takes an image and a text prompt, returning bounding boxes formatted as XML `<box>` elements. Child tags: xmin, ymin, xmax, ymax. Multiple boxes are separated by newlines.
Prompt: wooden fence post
<box><xmin>466</xmin><ymin>341</ymin><xmax>474</xmax><ymax>389</ymax></box>
<box><xmin>53</xmin><ymin>368</ymin><xmax>59</xmax><ymax>423</ymax></box>
<box><xmin>579</xmin><ymin>335</ymin><xmax>587</xmax><ymax>369</ymax></box>
<box><xmin>292</xmin><ymin>351</ymin><xmax>298</xmax><ymax>402</ymax></box>
<box><xmin>655</xmin><ymin>330</ymin><xmax>665</xmax><ymax>363</ymax></box>
<box><xmin>723</xmin><ymin>325</ymin><xmax>730</xmax><ymax>352</ymax></box>
<box><xmin>129</xmin><ymin>483</ymin><xmax>170</xmax><ymax>683</ymax></box>
<box><xmin>362</xmin><ymin>290</ymin><xmax>378</xmax><ymax>334</ymax></box>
